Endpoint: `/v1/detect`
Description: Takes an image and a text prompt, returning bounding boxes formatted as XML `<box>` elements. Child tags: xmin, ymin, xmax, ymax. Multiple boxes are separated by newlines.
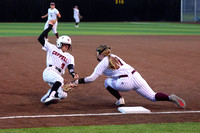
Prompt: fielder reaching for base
<box><xmin>38</xmin><ymin>21</ymin><xmax>79</xmax><ymax>106</ymax></box>
<box><xmin>41</xmin><ymin>2</ymin><xmax>61</xmax><ymax>40</ymax></box>
<box><xmin>72</xmin><ymin>45</ymin><xmax>186</xmax><ymax>108</ymax></box>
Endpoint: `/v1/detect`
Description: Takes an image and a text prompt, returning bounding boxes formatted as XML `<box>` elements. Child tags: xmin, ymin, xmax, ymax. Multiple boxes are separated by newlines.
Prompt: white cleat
<box><xmin>169</xmin><ymin>94</ymin><xmax>186</xmax><ymax>109</ymax></box>
<box><xmin>44</xmin><ymin>91</ymin><xmax>60</xmax><ymax>106</ymax></box>
<box><xmin>40</xmin><ymin>89</ymin><xmax>51</xmax><ymax>103</ymax></box>
<box><xmin>115</xmin><ymin>97</ymin><xmax>125</xmax><ymax>106</ymax></box>
<box><xmin>75</xmin><ymin>25</ymin><xmax>79</xmax><ymax>28</ymax></box>
<box><xmin>41</xmin><ymin>89</ymin><xmax>67</xmax><ymax>103</ymax></box>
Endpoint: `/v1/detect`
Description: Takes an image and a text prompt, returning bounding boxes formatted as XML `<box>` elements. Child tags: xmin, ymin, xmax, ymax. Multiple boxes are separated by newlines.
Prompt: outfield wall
<box><xmin>0</xmin><ymin>0</ymin><xmax>180</xmax><ymax>22</ymax></box>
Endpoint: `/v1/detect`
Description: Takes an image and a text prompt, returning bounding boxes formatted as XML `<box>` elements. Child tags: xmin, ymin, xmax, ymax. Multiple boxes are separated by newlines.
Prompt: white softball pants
<box><xmin>44</xmin><ymin>20</ymin><xmax>58</xmax><ymax>34</ymax></box>
<box><xmin>42</xmin><ymin>67</ymin><xmax>67</xmax><ymax>99</ymax></box>
<box><xmin>104</xmin><ymin>72</ymin><xmax>156</xmax><ymax>102</ymax></box>
<box><xmin>74</xmin><ymin>16</ymin><xmax>80</xmax><ymax>23</ymax></box>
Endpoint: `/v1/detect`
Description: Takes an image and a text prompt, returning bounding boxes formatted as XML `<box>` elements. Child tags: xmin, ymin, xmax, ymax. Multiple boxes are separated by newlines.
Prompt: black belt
<box><xmin>119</xmin><ymin>70</ymin><xmax>136</xmax><ymax>78</ymax></box>
<box><xmin>49</xmin><ymin>65</ymin><xmax>61</xmax><ymax>73</ymax></box>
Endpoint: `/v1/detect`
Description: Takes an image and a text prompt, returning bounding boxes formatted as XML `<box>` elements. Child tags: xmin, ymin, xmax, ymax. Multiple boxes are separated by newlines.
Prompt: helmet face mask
<box><xmin>57</xmin><ymin>36</ymin><xmax>72</xmax><ymax>51</ymax></box>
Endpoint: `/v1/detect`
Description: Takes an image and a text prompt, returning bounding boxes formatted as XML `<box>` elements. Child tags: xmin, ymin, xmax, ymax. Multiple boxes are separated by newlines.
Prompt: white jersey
<box><xmin>48</xmin><ymin>8</ymin><xmax>59</xmax><ymax>20</ymax></box>
<box><xmin>85</xmin><ymin>54</ymin><xmax>157</xmax><ymax>102</ymax></box>
<box><xmin>73</xmin><ymin>8</ymin><xmax>79</xmax><ymax>17</ymax></box>
<box><xmin>94</xmin><ymin>54</ymin><xmax>134</xmax><ymax>77</ymax></box>
<box><xmin>42</xmin><ymin>40</ymin><xmax>74</xmax><ymax>75</ymax></box>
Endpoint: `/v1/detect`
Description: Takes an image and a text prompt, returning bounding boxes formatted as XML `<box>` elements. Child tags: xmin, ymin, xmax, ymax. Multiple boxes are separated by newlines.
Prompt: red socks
<box><xmin>155</xmin><ymin>92</ymin><xmax>170</xmax><ymax>101</ymax></box>
<box><xmin>106</xmin><ymin>86</ymin><xmax>122</xmax><ymax>100</ymax></box>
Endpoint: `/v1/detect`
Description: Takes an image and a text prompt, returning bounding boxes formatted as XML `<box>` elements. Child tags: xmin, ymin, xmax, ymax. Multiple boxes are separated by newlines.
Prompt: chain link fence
<box><xmin>181</xmin><ymin>0</ymin><xmax>200</xmax><ymax>22</ymax></box>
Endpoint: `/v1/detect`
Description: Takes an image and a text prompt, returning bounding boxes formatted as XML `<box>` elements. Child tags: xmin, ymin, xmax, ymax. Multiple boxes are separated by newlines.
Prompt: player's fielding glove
<box><xmin>79</xmin><ymin>15</ymin><xmax>83</xmax><ymax>19</ymax></box>
<box><xmin>62</xmin><ymin>79</ymin><xmax>78</xmax><ymax>92</ymax></box>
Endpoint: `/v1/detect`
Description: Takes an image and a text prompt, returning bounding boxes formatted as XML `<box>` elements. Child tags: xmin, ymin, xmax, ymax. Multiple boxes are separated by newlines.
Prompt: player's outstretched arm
<box><xmin>37</xmin><ymin>24</ymin><xmax>53</xmax><ymax>46</ymax></box>
<box><xmin>78</xmin><ymin>72</ymin><xmax>100</xmax><ymax>84</ymax></box>
<box><xmin>62</xmin><ymin>73</ymin><xmax>99</xmax><ymax>92</ymax></box>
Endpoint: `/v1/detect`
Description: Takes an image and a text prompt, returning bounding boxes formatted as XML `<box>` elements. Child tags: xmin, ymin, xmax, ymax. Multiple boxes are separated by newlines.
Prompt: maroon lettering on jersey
<box><xmin>52</xmin><ymin>51</ymin><xmax>56</xmax><ymax>55</ymax></box>
<box><xmin>61</xmin><ymin>56</ymin><xmax>65</xmax><ymax>60</ymax></box>
<box><xmin>52</xmin><ymin>50</ymin><xmax>68</xmax><ymax>63</ymax></box>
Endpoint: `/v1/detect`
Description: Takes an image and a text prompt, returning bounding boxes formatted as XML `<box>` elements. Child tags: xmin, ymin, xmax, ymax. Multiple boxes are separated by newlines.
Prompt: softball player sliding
<box><xmin>41</xmin><ymin>2</ymin><xmax>61</xmax><ymax>40</ymax></box>
<box><xmin>77</xmin><ymin>45</ymin><xmax>186</xmax><ymax>108</ymax></box>
<box><xmin>38</xmin><ymin>21</ymin><xmax>79</xmax><ymax>106</ymax></box>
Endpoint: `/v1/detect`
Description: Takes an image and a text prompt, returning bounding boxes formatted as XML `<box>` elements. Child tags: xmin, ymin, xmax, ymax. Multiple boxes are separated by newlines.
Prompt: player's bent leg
<box><xmin>106</xmin><ymin>86</ymin><xmax>125</xmax><ymax>106</ymax></box>
<box><xmin>43</xmin><ymin>68</ymin><xmax>64</xmax><ymax>84</ymax></box>
<box><xmin>104</xmin><ymin>78</ymin><xmax>122</xmax><ymax>99</ymax></box>
<box><xmin>104</xmin><ymin>78</ymin><xmax>124</xmax><ymax>106</ymax></box>
<box><xmin>44</xmin><ymin>81</ymin><xmax>62</xmax><ymax>106</ymax></box>
<box><xmin>57</xmin><ymin>87</ymin><xmax>67</xmax><ymax>99</ymax></box>
<box><xmin>40</xmin><ymin>88</ymin><xmax>51</xmax><ymax>103</ymax></box>
<box><xmin>106</xmin><ymin>86</ymin><xmax>122</xmax><ymax>100</ymax></box>
<box><xmin>43</xmin><ymin>68</ymin><xmax>66</xmax><ymax>102</ymax></box>
<box><xmin>50</xmin><ymin>81</ymin><xmax>62</xmax><ymax>92</ymax></box>
<box><xmin>44</xmin><ymin>91</ymin><xmax>60</xmax><ymax>106</ymax></box>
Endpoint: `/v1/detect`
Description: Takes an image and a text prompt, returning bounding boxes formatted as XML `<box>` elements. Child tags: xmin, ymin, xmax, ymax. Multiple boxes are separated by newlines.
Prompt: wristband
<box><xmin>78</xmin><ymin>78</ymin><xmax>85</xmax><ymax>84</ymax></box>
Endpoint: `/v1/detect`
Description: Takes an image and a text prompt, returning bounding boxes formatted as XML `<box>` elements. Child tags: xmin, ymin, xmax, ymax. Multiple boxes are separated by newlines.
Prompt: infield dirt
<box><xmin>0</xmin><ymin>35</ymin><xmax>200</xmax><ymax>128</ymax></box>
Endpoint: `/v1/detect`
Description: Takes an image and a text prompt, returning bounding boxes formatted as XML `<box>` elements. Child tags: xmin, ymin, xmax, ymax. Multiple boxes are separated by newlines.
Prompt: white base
<box><xmin>118</xmin><ymin>106</ymin><xmax>151</xmax><ymax>114</ymax></box>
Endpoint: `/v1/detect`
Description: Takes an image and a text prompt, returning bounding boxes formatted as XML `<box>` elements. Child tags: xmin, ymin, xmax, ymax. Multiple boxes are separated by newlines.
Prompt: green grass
<box><xmin>0</xmin><ymin>122</ymin><xmax>199</xmax><ymax>133</ymax></box>
<box><xmin>0</xmin><ymin>22</ymin><xmax>200</xmax><ymax>37</ymax></box>
<box><xmin>0</xmin><ymin>22</ymin><xmax>199</xmax><ymax>131</ymax></box>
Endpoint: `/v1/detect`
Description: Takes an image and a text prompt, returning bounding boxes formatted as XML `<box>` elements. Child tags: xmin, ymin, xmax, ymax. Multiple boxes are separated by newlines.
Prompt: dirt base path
<box><xmin>0</xmin><ymin>35</ymin><xmax>199</xmax><ymax>129</ymax></box>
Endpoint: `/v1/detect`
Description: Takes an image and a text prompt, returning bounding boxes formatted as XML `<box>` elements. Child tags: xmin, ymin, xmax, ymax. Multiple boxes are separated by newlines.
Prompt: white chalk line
<box><xmin>0</xmin><ymin>111</ymin><xmax>200</xmax><ymax>120</ymax></box>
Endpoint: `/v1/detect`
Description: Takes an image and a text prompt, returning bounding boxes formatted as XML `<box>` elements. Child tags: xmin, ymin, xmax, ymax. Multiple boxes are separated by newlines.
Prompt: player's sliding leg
<box><xmin>40</xmin><ymin>88</ymin><xmax>51</xmax><ymax>103</ymax></box>
<box><xmin>44</xmin><ymin>81</ymin><xmax>61</xmax><ymax>106</ymax></box>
